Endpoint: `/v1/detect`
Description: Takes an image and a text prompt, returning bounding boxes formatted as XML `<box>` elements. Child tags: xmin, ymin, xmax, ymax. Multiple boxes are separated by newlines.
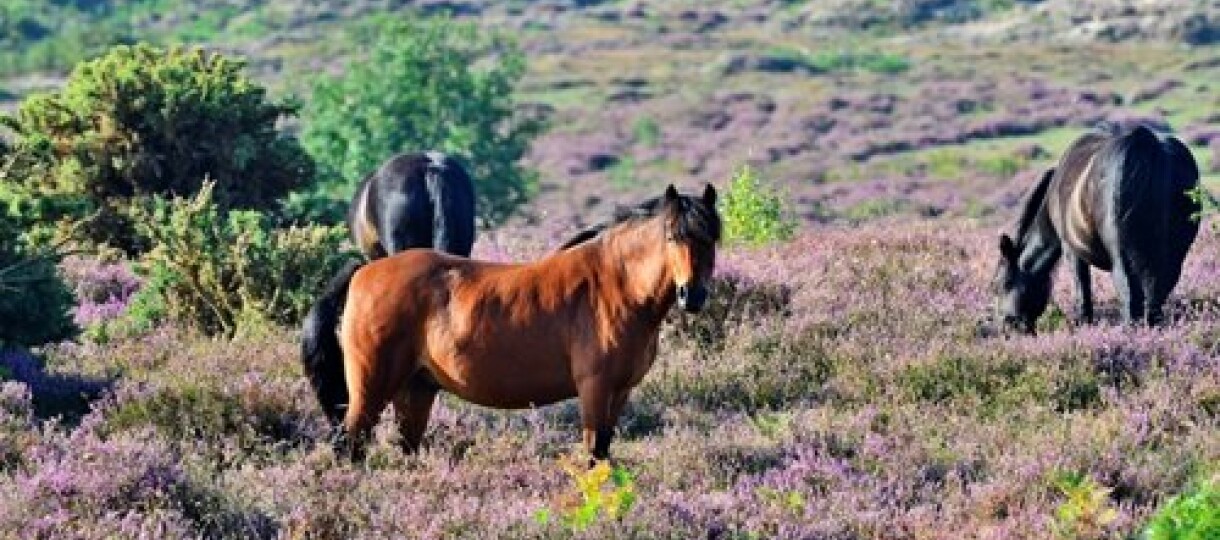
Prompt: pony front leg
<box><xmin>576</xmin><ymin>383</ymin><xmax>623</xmax><ymax>464</ymax></box>
<box><xmin>1066</xmin><ymin>251</ymin><xmax>1094</xmax><ymax>325</ymax></box>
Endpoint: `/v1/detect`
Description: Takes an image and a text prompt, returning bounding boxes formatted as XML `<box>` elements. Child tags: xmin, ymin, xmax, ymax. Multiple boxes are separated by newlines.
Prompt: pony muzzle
<box><xmin>677</xmin><ymin>283</ymin><xmax>708</xmax><ymax>313</ymax></box>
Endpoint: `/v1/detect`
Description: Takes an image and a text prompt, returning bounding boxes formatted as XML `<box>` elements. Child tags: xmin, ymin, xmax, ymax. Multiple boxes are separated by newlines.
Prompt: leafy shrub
<box><xmin>124</xmin><ymin>182</ymin><xmax>353</xmax><ymax>337</ymax></box>
<box><xmin>0</xmin><ymin>212</ymin><xmax>76</xmax><ymax>348</ymax></box>
<box><xmin>1052</xmin><ymin>472</ymin><xmax>1118</xmax><ymax>539</ymax></box>
<box><xmin>300</xmin><ymin>15</ymin><xmax>542</xmax><ymax>225</ymax></box>
<box><xmin>1</xmin><ymin>43</ymin><xmax>313</xmax><ymax>252</ymax></box>
<box><xmin>720</xmin><ymin>165</ymin><xmax>798</xmax><ymax>245</ymax></box>
<box><xmin>1143</xmin><ymin>474</ymin><xmax>1220</xmax><ymax>539</ymax></box>
<box><xmin>536</xmin><ymin>458</ymin><xmax>636</xmax><ymax>531</ymax></box>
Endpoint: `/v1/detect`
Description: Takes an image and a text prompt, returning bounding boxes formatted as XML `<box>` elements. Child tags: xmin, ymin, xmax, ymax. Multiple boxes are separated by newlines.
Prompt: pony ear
<box><xmin>702</xmin><ymin>184</ymin><xmax>717</xmax><ymax>207</ymax></box>
<box><xmin>999</xmin><ymin>234</ymin><xmax>1018</xmax><ymax>260</ymax></box>
<box><xmin>664</xmin><ymin>184</ymin><xmax>679</xmax><ymax>202</ymax></box>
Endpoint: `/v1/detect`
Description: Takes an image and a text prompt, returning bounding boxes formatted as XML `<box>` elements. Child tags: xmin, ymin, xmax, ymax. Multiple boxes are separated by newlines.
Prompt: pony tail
<box><xmin>424</xmin><ymin>152</ymin><xmax>477</xmax><ymax>257</ymax></box>
<box><xmin>301</xmin><ymin>260</ymin><xmax>364</xmax><ymax>426</ymax></box>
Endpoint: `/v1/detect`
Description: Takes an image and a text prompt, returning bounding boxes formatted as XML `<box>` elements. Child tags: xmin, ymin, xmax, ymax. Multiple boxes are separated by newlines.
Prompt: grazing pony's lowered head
<box><xmin>660</xmin><ymin>184</ymin><xmax>721</xmax><ymax>313</ymax></box>
<box><xmin>991</xmin><ymin>168</ymin><xmax>1056</xmax><ymax>335</ymax></box>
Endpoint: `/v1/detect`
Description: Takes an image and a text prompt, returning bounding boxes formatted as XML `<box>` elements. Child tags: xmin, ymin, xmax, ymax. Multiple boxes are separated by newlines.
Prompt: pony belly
<box><xmin>423</xmin><ymin>353</ymin><xmax>579</xmax><ymax>410</ymax></box>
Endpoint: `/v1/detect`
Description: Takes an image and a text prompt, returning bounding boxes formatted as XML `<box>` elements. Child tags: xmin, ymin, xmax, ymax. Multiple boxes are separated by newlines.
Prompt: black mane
<box><xmin>557</xmin><ymin>192</ymin><xmax>721</xmax><ymax>250</ymax></box>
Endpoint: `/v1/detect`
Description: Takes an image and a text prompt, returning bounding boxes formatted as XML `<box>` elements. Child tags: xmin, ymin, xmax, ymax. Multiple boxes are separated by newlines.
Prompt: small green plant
<box><xmin>1052</xmin><ymin>471</ymin><xmax>1118</xmax><ymax>539</ymax></box>
<box><xmin>1187</xmin><ymin>185</ymin><xmax>1219</xmax><ymax>224</ymax></box>
<box><xmin>536</xmin><ymin>458</ymin><xmax>637</xmax><ymax>531</ymax></box>
<box><xmin>123</xmin><ymin>182</ymin><xmax>353</xmax><ymax>337</ymax></box>
<box><xmin>756</xmin><ymin>486</ymin><xmax>806</xmax><ymax>516</ymax></box>
<box><xmin>608</xmin><ymin>156</ymin><xmax>640</xmax><ymax>190</ymax></box>
<box><xmin>720</xmin><ymin>165</ymin><xmax>797</xmax><ymax>245</ymax></box>
<box><xmin>632</xmin><ymin>117</ymin><xmax>662</xmax><ymax>147</ymax></box>
<box><xmin>1143</xmin><ymin>473</ymin><xmax>1220</xmax><ymax>539</ymax></box>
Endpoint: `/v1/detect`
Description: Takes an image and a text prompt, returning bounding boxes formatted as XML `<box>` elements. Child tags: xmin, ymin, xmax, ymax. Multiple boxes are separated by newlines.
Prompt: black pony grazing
<box><xmin>302</xmin><ymin>152</ymin><xmax>476</xmax><ymax>425</ymax></box>
<box><xmin>994</xmin><ymin>124</ymin><xmax>1200</xmax><ymax>334</ymax></box>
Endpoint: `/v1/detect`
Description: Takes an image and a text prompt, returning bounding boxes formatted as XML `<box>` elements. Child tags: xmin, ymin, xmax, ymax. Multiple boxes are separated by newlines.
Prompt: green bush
<box><xmin>0</xmin><ymin>212</ymin><xmax>76</xmax><ymax>348</ymax></box>
<box><xmin>124</xmin><ymin>182</ymin><xmax>353</xmax><ymax>337</ymax></box>
<box><xmin>720</xmin><ymin>165</ymin><xmax>798</xmax><ymax>245</ymax></box>
<box><xmin>1143</xmin><ymin>474</ymin><xmax>1220</xmax><ymax>539</ymax></box>
<box><xmin>1</xmin><ymin>43</ymin><xmax>313</xmax><ymax>252</ymax></box>
<box><xmin>300</xmin><ymin>15</ymin><xmax>542</xmax><ymax>225</ymax></box>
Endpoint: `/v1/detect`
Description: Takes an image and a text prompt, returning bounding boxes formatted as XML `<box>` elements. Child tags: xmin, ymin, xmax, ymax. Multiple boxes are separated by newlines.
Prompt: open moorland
<box><xmin>4</xmin><ymin>1</ymin><xmax>1220</xmax><ymax>538</ymax></box>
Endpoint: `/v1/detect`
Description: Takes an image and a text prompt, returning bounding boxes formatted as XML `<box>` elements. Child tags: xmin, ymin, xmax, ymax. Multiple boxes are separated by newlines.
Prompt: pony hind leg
<box><xmin>1112</xmin><ymin>254</ymin><xmax>1148</xmax><ymax>326</ymax></box>
<box><xmin>338</xmin><ymin>349</ymin><xmax>399</xmax><ymax>462</ymax></box>
<box><xmin>392</xmin><ymin>375</ymin><xmax>438</xmax><ymax>454</ymax></box>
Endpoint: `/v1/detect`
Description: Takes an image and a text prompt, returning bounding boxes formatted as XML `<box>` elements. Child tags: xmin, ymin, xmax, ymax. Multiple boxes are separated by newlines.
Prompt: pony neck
<box><xmin>1018</xmin><ymin>208</ymin><xmax>1062</xmax><ymax>282</ymax></box>
<box><xmin>597</xmin><ymin>218</ymin><xmax>675</xmax><ymax>313</ymax></box>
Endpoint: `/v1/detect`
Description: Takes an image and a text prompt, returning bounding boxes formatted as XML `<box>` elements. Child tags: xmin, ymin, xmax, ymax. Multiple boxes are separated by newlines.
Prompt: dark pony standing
<box><xmin>994</xmin><ymin>124</ymin><xmax>1200</xmax><ymax>333</ymax></box>
<box><xmin>301</xmin><ymin>152</ymin><xmax>476</xmax><ymax>425</ymax></box>
<box><xmin>306</xmin><ymin>184</ymin><xmax>720</xmax><ymax>460</ymax></box>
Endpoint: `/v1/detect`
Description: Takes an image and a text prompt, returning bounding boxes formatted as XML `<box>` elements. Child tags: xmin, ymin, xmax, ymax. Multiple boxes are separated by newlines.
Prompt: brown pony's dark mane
<box><xmin>559</xmin><ymin>193</ymin><xmax>721</xmax><ymax>250</ymax></box>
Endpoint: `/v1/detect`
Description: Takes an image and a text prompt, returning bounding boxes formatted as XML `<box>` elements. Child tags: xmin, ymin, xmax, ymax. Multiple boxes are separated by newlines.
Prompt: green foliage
<box><xmin>300</xmin><ymin>15</ymin><xmax>542</xmax><ymax>225</ymax></box>
<box><xmin>809</xmin><ymin>48</ymin><xmax>910</xmax><ymax>74</ymax></box>
<box><xmin>105</xmin><ymin>382</ymin><xmax>299</xmax><ymax>452</ymax></box>
<box><xmin>1187</xmin><ymin>185</ymin><xmax>1219</xmax><ymax>224</ymax></box>
<box><xmin>608</xmin><ymin>156</ymin><xmax>640</xmax><ymax>190</ymax></box>
<box><xmin>1052</xmin><ymin>471</ymin><xmax>1118</xmax><ymax>539</ymax></box>
<box><xmin>124</xmin><ymin>182</ymin><xmax>353</xmax><ymax>337</ymax></box>
<box><xmin>536</xmin><ymin>459</ymin><xmax>637</xmax><ymax>531</ymax></box>
<box><xmin>1143</xmin><ymin>473</ymin><xmax>1220</xmax><ymax>540</ymax></box>
<box><xmin>720</xmin><ymin>165</ymin><xmax>797</xmax><ymax>245</ymax></box>
<box><xmin>0</xmin><ymin>212</ymin><xmax>76</xmax><ymax>348</ymax></box>
<box><xmin>2</xmin><ymin>43</ymin><xmax>312</xmax><ymax>252</ymax></box>
<box><xmin>632</xmin><ymin>116</ymin><xmax>661</xmax><ymax>146</ymax></box>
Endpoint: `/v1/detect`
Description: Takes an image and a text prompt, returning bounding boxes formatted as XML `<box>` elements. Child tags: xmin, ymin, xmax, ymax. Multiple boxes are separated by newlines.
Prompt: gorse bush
<box><xmin>0</xmin><ymin>212</ymin><xmax>76</xmax><ymax>348</ymax></box>
<box><xmin>1</xmin><ymin>43</ymin><xmax>313</xmax><ymax>253</ymax></box>
<box><xmin>720</xmin><ymin>165</ymin><xmax>797</xmax><ymax>245</ymax></box>
<box><xmin>300</xmin><ymin>15</ymin><xmax>542</xmax><ymax>225</ymax></box>
<box><xmin>125</xmin><ymin>183</ymin><xmax>352</xmax><ymax>337</ymax></box>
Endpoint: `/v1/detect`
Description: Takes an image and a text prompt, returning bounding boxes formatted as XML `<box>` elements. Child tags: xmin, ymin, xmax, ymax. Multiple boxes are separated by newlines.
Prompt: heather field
<box><xmin>3</xmin><ymin>217</ymin><xmax>1220</xmax><ymax>538</ymax></box>
<box><xmin>5</xmin><ymin>1</ymin><xmax>1220</xmax><ymax>539</ymax></box>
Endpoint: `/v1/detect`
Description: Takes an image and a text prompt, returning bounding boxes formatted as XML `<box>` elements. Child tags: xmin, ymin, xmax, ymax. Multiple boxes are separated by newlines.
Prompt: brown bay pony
<box><xmin>993</xmin><ymin>123</ymin><xmax>1200</xmax><ymax>333</ymax></box>
<box><xmin>306</xmin><ymin>184</ymin><xmax>721</xmax><ymax>460</ymax></box>
<box><xmin>301</xmin><ymin>152</ymin><xmax>476</xmax><ymax>426</ymax></box>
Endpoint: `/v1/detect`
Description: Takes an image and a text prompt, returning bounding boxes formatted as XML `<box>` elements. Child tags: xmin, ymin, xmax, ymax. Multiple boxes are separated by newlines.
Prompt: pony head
<box><xmin>661</xmin><ymin>184</ymin><xmax>721</xmax><ymax>313</ymax></box>
<box><xmin>992</xmin><ymin>233</ymin><xmax>1050</xmax><ymax>335</ymax></box>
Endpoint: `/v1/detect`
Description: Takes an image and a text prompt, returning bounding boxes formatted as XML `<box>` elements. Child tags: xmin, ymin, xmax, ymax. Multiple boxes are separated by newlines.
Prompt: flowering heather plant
<box><xmin>0</xmin><ymin>215</ymin><xmax>1216</xmax><ymax>537</ymax></box>
<box><xmin>59</xmin><ymin>256</ymin><xmax>141</xmax><ymax>341</ymax></box>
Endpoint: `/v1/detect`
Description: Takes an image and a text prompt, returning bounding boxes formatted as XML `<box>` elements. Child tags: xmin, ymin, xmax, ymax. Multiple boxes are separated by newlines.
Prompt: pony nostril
<box><xmin>677</xmin><ymin>285</ymin><xmax>688</xmax><ymax>301</ymax></box>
